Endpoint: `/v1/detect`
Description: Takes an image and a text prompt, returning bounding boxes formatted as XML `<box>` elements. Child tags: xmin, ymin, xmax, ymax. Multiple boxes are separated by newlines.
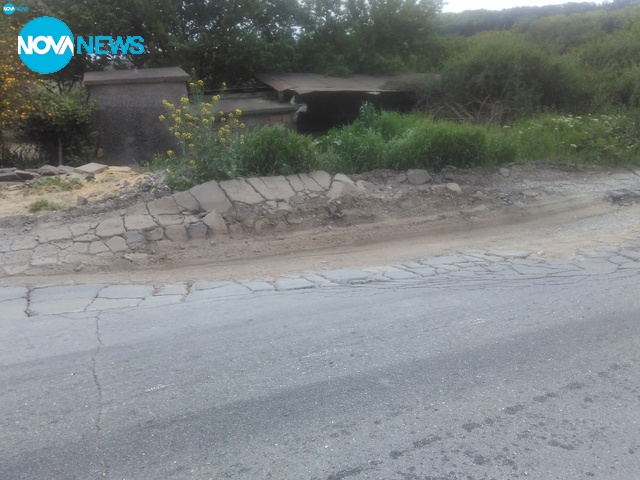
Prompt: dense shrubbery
<box><xmin>156</xmin><ymin>103</ymin><xmax>639</xmax><ymax>191</ymax></box>
<box><xmin>18</xmin><ymin>89</ymin><xmax>98</xmax><ymax>166</ymax></box>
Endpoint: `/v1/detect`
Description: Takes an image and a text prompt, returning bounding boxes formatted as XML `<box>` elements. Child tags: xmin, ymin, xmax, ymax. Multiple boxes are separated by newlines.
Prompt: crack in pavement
<box><xmin>91</xmin><ymin>312</ymin><xmax>108</xmax><ymax>479</ymax></box>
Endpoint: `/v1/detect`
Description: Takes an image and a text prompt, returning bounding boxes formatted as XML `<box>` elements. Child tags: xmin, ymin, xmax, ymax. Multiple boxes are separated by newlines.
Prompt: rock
<box><xmin>446</xmin><ymin>182</ymin><xmax>462</xmax><ymax>193</ymax></box>
<box><xmin>406</xmin><ymin>169</ymin><xmax>432</xmax><ymax>185</ymax></box>
<box><xmin>186</xmin><ymin>222</ymin><xmax>208</xmax><ymax>239</ymax></box>
<box><xmin>36</xmin><ymin>165</ymin><xmax>59</xmax><ymax>176</ymax></box>
<box><xmin>77</xmin><ymin>196</ymin><xmax>88</xmax><ymax>206</ymax></box>
<box><xmin>499</xmin><ymin>168</ymin><xmax>510</xmax><ymax>177</ymax></box>
<box><xmin>395</xmin><ymin>173</ymin><xmax>407</xmax><ymax>183</ymax></box>
<box><xmin>74</xmin><ymin>162</ymin><xmax>108</xmax><ymax>175</ymax></box>
<box><xmin>14</xmin><ymin>169</ymin><xmax>40</xmax><ymax>180</ymax></box>
<box><xmin>0</xmin><ymin>169</ymin><xmax>20</xmax><ymax>182</ymax></box>
<box><xmin>522</xmin><ymin>190</ymin><xmax>538</xmax><ymax>198</ymax></box>
<box><xmin>290</xmin><ymin>194</ymin><xmax>305</xmax><ymax>205</ymax></box>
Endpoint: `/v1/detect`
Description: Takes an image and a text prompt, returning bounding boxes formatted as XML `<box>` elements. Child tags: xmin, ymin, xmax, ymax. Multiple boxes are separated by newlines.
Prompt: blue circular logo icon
<box><xmin>18</xmin><ymin>17</ymin><xmax>74</xmax><ymax>74</ymax></box>
<box><xmin>3</xmin><ymin>3</ymin><xmax>15</xmax><ymax>15</ymax></box>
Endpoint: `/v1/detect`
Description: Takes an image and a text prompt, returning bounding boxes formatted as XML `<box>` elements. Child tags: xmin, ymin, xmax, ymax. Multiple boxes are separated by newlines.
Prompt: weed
<box><xmin>28</xmin><ymin>199</ymin><xmax>63</xmax><ymax>213</ymax></box>
<box><xmin>23</xmin><ymin>176</ymin><xmax>82</xmax><ymax>196</ymax></box>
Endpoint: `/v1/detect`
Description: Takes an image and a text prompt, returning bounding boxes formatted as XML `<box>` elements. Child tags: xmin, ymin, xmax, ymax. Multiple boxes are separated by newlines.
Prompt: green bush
<box><xmin>230</xmin><ymin>124</ymin><xmax>319</xmax><ymax>176</ymax></box>
<box><xmin>437</xmin><ymin>31</ymin><xmax>594</xmax><ymax>118</ymax></box>
<box><xmin>19</xmin><ymin>88</ymin><xmax>98</xmax><ymax>166</ymax></box>
<box><xmin>319</xmin><ymin>104</ymin><xmax>494</xmax><ymax>172</ymax></box>
<box><xmin>506</xmin><ymin>112</ymin><xmax>640</xmax><ymax>164</ymax></box>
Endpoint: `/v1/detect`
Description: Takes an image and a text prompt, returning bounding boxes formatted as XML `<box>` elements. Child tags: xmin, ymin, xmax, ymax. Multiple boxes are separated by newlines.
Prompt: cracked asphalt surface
<box><xmin>1</xmin><ymin>243</ymin><xmax>640</xmax><ymax>479</ymax></box>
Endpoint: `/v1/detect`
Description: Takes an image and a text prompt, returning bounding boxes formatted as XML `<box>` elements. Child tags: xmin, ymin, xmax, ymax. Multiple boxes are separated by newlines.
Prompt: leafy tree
<box><xmin>0</xmin><ymin>14</ymin><xmax>42</xmax><ymax>133</ymax></box>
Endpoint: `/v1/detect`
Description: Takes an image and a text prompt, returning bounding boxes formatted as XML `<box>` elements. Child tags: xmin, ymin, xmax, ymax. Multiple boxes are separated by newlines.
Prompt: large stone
<box><xmin>14</xmin><ymin>169</ymin><xmax>40</xmax><ymax>180</ymax></box>
<box><xmin>96</xmin><ymin>217</ymin><xmax>125</xmax><ymax>237</ymax></box>
<box><xmin>74</xmin><ymin>162</ymin><xmax>108</xmax><ymax>175</ymax></box>
<box><xmin>406</xmin><ymin>169</ymin><xmax>432</xmax><ymax>185</ymax></box>
<box><xmin>189</xmin><ymin>180</ymin><xmax>232</xmax><ymax>213</ymax></box>
<box><xmin>186</xmin><ymin>222</ymin><xmax>208</xmax><ymax>239</ymax></box>
<box><xmin>446</xmin><ymin>183</ymin><xmax>462</xmax><ymax>193</ymax></box>
<box><xmin>124</xmin><ymin>214</ymin><xmax>157</xmax><ymax>231</ymax></box>
<box><xmin>285</xmin><ymin>174</ymin><xmax>306</xmax><ymax>192</ymax></box>
<box><xmin>297</xmin><ymin>173</ymin><xmax>324</xmax><ymax>192</ymax></box>
<box><xmin>219</xmin><ymin>178</ymin><xmax>265</xmax><ymax>205</ymax></box>
<box><xmin>124</xmin><ymin>230</ymin><xmax>146</xmax><ymax>245</ymax></box>
<box><xmin>172</xmin><ymin>190</ymin><xmax>201</xmax><ymax>213</ymax></box>
<box><xmin>202</xmin><ymin>211</ymin><xmax>229</xmax><ymax>235</ymax></box>
<box><xmin>89</xmin><ymin>241</ymin><xmax>110</xmax><ymax>254</ymax></box>
<box><xmin>308</xmin><ymin>171</ymin><xmax>332</xmax><ymax>190</ymax></box>
<box><xmin>0</xmin><ymin>169</ymin><xmax>20</xmax><ymax>182</ymax></box>
<box><xmin>332</xmin><ymin>173</ymin><xmax>355</xmax><ymax>186</ymax></box>
<box><xmin>147</xmin><ymin>196</ymin><xmax>180</xmax><ymax>216</ymax></box>
<box><xmin>37</xmin><ymin>226</ymin><xmax>73</xmax><ymax>243</ymax></box>
<box><xmin>104</xmin><ymin>236</ymin><xmax>129</xmax><ymax>252</ymax></box>
<box><xmin>247</xmin><ymin>176</ymin><xmax>295</xmax><ymax>201</ymax></box>
<box><xmin>165</xmin><ymin>224</ymin><xmax>189</xmax><ymax>242</ymax></box>
<box><xmin>145</xmin><ymin>228</ymin><xmax>165</xmax><ymax>241</ymax></box>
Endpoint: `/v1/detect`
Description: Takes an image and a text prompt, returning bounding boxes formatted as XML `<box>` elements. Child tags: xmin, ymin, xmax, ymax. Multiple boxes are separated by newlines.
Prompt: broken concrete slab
<box><xmin>147</xmin><ymin>196</ymin><xmax>181</xmax><ymax>217</ymax></box>
<box><xmin>104</xmin><ymin>236</ymin><xmax>128</xmax><ymax>252</ymax></box>
<box><xmin>332</xmin><ymin>173</ymin><xmax>355</xmax><ymax>186</ymax></box>
<box><xmin>275</xmin><ymin>277</ymin><xmax>316</xmax><ymax>290</ymax></box>
<box><xmin>202</xmin><ymin>211</ymin><xmax>229</xmax><ymax>235</ymax></box>
<box><xmin>124</xmin><ymin>214</ymin><xmax>157</xmax><ymax>231</ymax></box>
<box><xmin>0</xmin><ymin>297</ymin><xmax>28</xmax><ymax>319</ymax></box>
<box><xmin>0</xmin><ymin>286</ymin><xmax>28</xmax><ymax>302</ymax></box>
<box><xmin>297</xmin><ymin>173</ymin><xmax>324</xmax><ymax>192</ymax></box>
<box><xmin>172</xmin><ymin>190</ymin><xmax>201</xmax><ymax>213</ymax></box>
<box><xmin>285</xmin><ymin>174</ymin><xmax>306</xmax><ymax>192</ymax></box>
<box><xmin>248</xmin><ymin>176</ymin><xmax>296</xmax><ymax>202</ymax></box>
<box><xmin>189</xmin><ymin>180</ymin><xmax>232</xmax><ymax>213</ymax></box>
<box><xmin>98</xmin><ymin>284</ymin><xmax>154</xmax><ymax>299</ymax></box>
<box><xmin>186</xmin><ymin>223</ymin><xmax>207</xmax><ymax>239</ymax></box>
<box><xmin>96</xmin><ymin>217</ymin><xmax>126</xmax><ymax>238</ymax></box>
<box><xmin>309</xmin><ymin>171</ymin><xmax>332</xmax><ymax>190</ymax></box>
<box><xmin>74</xmin><ymin>162</ymin><xmax>108</xmax><ymax>175</ymax></box>
<box><xmin>166</xmin><ymin>224</ymin><xmax>189</xmax><ymax>242</ymax></box>
<box><xmin>219</xmin><ymin>178</ymin><xmax>265</xmax><ymax>205</ymax></box>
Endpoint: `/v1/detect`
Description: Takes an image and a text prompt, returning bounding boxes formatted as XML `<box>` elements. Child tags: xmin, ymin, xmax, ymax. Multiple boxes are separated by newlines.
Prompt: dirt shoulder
<box><xmin>1</xmin><ymin>163</ymin><xmax>639</xmax><ymax>285</ymax></box>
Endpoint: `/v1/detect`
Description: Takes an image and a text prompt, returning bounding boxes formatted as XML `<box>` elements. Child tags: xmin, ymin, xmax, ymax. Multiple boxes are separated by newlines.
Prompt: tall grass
<box><xmin>153</xmin><ymin>101</ymin><xmax>640</xmax><ymax>191</ymax></box>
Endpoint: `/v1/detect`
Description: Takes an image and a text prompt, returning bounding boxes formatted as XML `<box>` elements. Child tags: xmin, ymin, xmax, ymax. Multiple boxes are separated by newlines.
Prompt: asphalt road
<box><xmin>1</xmin><ymin>252</ymin><xmax>640</xmax><ymax>479</ymax></box>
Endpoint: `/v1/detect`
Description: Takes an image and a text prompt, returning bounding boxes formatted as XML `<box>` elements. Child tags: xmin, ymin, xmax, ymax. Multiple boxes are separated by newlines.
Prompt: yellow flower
<box><xmin>197</xmin><ymin>80</ymin><xmax>204</xmax><ymax>87</ymax></box>
<box><xmin>240</xmin><ymin>123</ymin><xmax>246</xmax><ymax>129</ymax></box>
<box><xmin>235</xmin><ymin>108</ymin><xmax>242</xmax><ymax>116</ymax></box>
<box><xmin>166</xmin><ymin>150</ymin><xmax>174</xmax><ymax>156</ymax></box>
<box><xmin>221</xmin><ymin>82</ymin><xmax>227</xmax><ymax>89</ymax></box>
<box><xmin>158</xmin><ymin>114</ymin><xmax>166</xmax><ymax>121</ymax></box>
<box><xmin>188</xmin><ymin>82</ymin><xmax>195</xmax><ymax>88</ymax></box>
<box><xmin>189</xmin><ymin>159</ymin><xmax>196</xmax><ymax>166</ymax></box>
<box><xmin>180</xmin><ymin>96</ymin><xmax>189</xmax><ymax>104</ymax></box>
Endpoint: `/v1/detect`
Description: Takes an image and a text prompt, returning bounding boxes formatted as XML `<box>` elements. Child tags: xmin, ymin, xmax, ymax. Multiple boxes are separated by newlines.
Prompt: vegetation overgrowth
<box><xmin>2</xmin><ymin>0</ymin><xmax>640</xmax><ymax>176</ymax></box>
<box><xmin>154</xmin><ymin>103</ymin><xmax>639</xmax><ymax>190</ymax></box>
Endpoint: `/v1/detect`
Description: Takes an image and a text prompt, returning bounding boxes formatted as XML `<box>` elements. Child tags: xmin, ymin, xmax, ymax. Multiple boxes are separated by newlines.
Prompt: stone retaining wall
<box><xmin>0</xmin><ymin>171</ymin><xmax>358</xmax><ymax>277</ymax></box>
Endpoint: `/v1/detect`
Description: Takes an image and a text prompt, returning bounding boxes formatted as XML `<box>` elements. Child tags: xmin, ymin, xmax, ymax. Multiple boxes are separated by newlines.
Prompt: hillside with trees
<box><xmin>2</xmin><ymin>0</ymin><xmax>639</xmax><ymax>174</ymax></box>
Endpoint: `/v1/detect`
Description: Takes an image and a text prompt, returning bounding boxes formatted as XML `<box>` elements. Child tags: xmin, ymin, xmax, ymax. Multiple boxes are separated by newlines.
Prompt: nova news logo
<box><xmin>4</xmin><ymin>3</ymin><xmax>29</xmax><ymax>15</ymax></box>
<box><xmin>17</xmin><ymin>16</ymin><xmax>145</xmax><ymax>74</ymax></box>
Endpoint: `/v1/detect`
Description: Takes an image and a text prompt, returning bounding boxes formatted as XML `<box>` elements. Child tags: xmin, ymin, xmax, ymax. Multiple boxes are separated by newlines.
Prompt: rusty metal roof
<box><xmin>256</xmin><ymin>73</ymin><xmax>427</xmax><ymax>95</ymax></box>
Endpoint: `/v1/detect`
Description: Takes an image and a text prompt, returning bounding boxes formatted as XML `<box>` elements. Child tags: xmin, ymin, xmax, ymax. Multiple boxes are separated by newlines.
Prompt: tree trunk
<box><xmin>57</xmin><ymin>135</ymin><xmax>63</xmax><ymax>166</ymax></box>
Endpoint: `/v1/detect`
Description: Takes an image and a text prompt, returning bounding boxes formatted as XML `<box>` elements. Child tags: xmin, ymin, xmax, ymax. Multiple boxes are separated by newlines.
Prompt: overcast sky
<box><xmin>441</xmin><ymin>1</ymin><xmax>602</xmax><ymax>13</ymax></box>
